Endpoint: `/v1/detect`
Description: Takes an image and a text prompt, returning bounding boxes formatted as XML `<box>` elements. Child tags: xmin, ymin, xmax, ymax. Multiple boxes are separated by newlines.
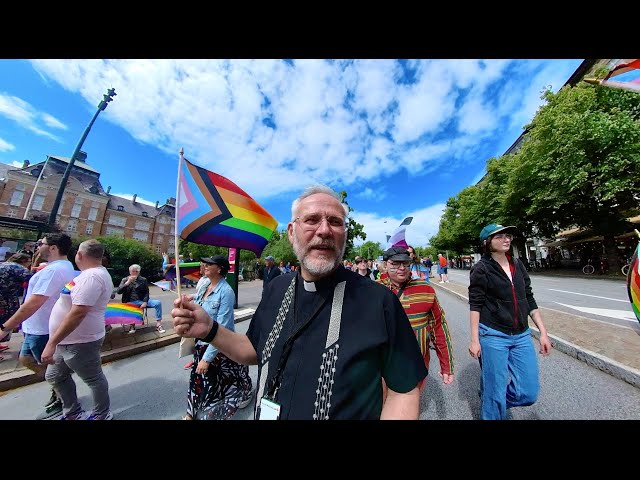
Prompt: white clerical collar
<box><xmin>303</xmin><ymin>280</ymin><xmax>317</xmax><ymax>292</ymax></box>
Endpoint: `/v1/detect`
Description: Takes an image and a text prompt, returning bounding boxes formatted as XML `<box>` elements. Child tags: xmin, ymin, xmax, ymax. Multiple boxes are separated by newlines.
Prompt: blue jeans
<box><xmin>478</xmin><ymin>324</ymin><xmax>539</xmax><ymax>420</ymax></box>
<box><xmin>130</xmin><ymin>299</ymin><xmax>162</xmax><ymax>321</ymax></box>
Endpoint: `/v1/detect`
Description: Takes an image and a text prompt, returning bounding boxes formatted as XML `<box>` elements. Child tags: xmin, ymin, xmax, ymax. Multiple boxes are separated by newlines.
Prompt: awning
<box><xmin>540</xmin><ymin>240</ymin><xmax>568</xmax><ymax>247</ymax></box>
<box><xmin>557</xmin><ymin>227</ymin><xmax>584</xmax><ymax>237</ymax></box>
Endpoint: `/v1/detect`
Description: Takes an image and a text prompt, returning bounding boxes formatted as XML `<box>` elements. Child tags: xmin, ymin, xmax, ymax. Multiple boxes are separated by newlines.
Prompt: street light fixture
<box><xmin>47</xmin><ymin>87</ymin><xmax>117</xmax><ymax>226</ymax></box>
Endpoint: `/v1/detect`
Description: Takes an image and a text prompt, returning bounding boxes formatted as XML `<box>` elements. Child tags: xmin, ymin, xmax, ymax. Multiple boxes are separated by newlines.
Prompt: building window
<box><xmin>32</xmin><ymin>194</ymin><xmax>46</xmax><ymax>211</ymax></box>
<box><xmin>158</xmin><ymin>225</ymin><xmax>165</xmax><ymax>234</ymax></box>
<box><xmin>155</xmin><ymin>245</ymin><xmax>162</xmax><ymax>253</ymax></box>
<box><xmin>109</xmin><ymin>215</ymin><xmax>126</xmax><ymax>227</ymax></box>
<box><xmin>106</xmin><ymin>226</ymin><xmax>124</xmax><ymax>237</ymax></box>
<box><xmin>156</xmin><ymin>235</ymin><xmax>163</xmax><ymax>244</ymax></box>
<box><xmin>135</xmin><ymin>220</ymin><xmax>151</xmax><ymax>231</ymax></box>
<box><xmin>86</xmin><ymin>223</ymin><xmax>94</xmax><ymax>235</ymax></box>
<box><xmin>133</xmin><ymin>231</ymin><xmax>149</xmax><ymax>242</ymax></box>
<box><xmin>7</xmin><ymin>209</ymin><xmax>16</xmax><ymax>218</ymax></box>
<box><xmin>142</xmin><ymin>212</ymin><xmax>148</xmax><ymax>217</ymax></box>
<box><xmin>88</xmin><ymin>207</ymin><xmax>98</xmax><ymax>221</ymax></box>
<box><xmin>117</xmin><ymin>205</ymin><xmax>124</xmax><ymax>212</ymax></box>
<box><xmin>71</xmin><ymin>199</ymin><xmax>82</xmax><ymax>218</ymax></box>
<box><xmin>10</xmin><ymin>184</ymin><xmax>25</xmax><ymax>206</ymax></box>
<box><xmin>66</xmin><ymin>218</ymin><xmax>78</xmax><ymax>233</ymax></box>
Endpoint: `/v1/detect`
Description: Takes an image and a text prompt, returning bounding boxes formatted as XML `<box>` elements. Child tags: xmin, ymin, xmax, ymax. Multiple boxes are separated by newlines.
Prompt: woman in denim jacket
<box><xmin>468</xmin><ymin>224</ymin><xmax>552</xmax><ymax>420</ymax></box>
<box><xmin>184</xmin><ymin>255</ymin><xmax>253</xmax><ymax>420</ymax></box>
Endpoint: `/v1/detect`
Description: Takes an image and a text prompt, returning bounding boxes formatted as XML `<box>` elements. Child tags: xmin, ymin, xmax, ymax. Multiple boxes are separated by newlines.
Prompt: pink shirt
<box><xmin>49</xmin><ymin>266</ymin><xmax>114</xmax><ymax>345</ymax></box>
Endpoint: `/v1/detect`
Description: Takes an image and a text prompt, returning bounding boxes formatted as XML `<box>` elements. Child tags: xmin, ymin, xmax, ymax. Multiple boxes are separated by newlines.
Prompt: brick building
<box><xmin>0</xmin><ymin>152</ymin><xmax>177</xmax><ymax>253</ymax></box>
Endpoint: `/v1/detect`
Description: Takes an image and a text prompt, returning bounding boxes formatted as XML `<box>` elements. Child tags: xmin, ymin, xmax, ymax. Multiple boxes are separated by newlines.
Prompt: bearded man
<box><xmin>171</xmin><ymin>185</ymin><xmax>427</xmax><ymax>420</ymax></box>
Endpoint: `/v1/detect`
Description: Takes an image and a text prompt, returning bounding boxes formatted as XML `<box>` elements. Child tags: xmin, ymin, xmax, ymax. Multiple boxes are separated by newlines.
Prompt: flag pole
<box><xmin>175</xmin><ymin>147</ymin><xmax>184</xmax><ymax>301</ymax></box>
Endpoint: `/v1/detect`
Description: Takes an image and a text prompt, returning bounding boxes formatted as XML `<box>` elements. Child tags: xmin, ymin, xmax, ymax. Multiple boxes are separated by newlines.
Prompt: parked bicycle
<box><xmin>582</xmin><ymin>259</ymin><xmax>595</xmax><ymax>275</ymax></box>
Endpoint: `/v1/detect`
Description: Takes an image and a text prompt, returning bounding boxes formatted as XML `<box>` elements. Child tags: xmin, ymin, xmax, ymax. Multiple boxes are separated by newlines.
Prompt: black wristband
<box><xmin>199</xmin><ymin>320</ymin><xmax>219</xmax><ymax>343</ymax></box>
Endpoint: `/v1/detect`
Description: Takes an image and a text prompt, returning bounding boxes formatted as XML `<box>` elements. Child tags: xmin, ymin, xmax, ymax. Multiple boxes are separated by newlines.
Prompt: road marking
<box><xmin>553</xmin><ymin>302</ymin><xmax>637</xmax><ymax>322</ymax></box>
<box><xmin>548</xmin><ymin>288</ymin><xmax>627</xmax><ymax>303</ymax></box>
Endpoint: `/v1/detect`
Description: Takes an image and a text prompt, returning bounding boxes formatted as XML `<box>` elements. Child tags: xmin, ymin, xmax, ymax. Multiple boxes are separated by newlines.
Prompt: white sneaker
<box><xmin>157</xmin><ymin>325</ymin><xmax>166</xmax><ymax>334</ymax></box>
<box><xmin>128</xmin><ymin>328</ymin><xmax>136</xmax><ymax>334</ymax></box>
<box><xmin>445</xmin><ymin>280</ymin><xmax>450</xmax><ymax>283</ymax></box>
<box><xmin>439</xmin><ymin>281</ymin><xmax>444</xmax><ymax>284</ymax></box>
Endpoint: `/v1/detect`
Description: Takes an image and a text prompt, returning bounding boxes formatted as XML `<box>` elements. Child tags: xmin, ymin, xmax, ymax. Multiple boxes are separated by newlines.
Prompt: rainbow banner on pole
<box><xmin>627</xmin><ymin>240</ymin><xmax>640</xmax><ymax>324</ymax></box>
<box><xmin>177</xmin><ymin>157</ymin><xmax>278</xmax><ymax>256</ymax></box>
<box><xmin>105</xmin><ymin>303</ymin><xmax>144</xmax><ymax>325</ymax></box>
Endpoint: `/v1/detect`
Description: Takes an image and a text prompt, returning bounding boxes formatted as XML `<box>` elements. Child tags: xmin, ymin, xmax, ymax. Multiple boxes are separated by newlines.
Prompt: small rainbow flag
<box><xmin>105</xmin><ymin>303</ymin><xmax>144</xmax><ymax>325</ymax></box>
<box><xmin>61</xmin><ymin>280</ymin><xmax>76</xmax><ymax>295</ymax></box>
<box><xmin>177</xmin><ymin>156</ymin><xmax>278</xmax><ymax>256</ymax></box>
<box><xmin>627</xmin><ymin>241</ymin><xmax>640</xmax><ymax>324</ymax></box>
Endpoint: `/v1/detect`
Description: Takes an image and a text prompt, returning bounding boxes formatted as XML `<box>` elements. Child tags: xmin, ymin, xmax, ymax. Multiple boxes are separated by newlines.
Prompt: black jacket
<box><xmin>117</xmin><ymin>275</ymin><xmax>150</xmax><ymax>303</ymax></box>
<box><xmin>262</xmin><ymin>264</ymin><xmax>282</xmax><ymax>290</ymax></box>
<box><xmin>468</xmin><ymin>254</ymin><xmax>538</xmax><ymax>335</ymax></box>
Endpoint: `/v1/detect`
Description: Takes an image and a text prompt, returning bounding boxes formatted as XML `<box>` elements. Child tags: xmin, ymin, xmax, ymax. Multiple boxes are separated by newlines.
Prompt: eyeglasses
<box><xmin>387</xmin><ymin>261</ymin><xmax>411</xmax><ymax>269</ymax></box>
<box><xmin>356</xmin><ymin>259</ymin><xmax>367</xmax><ymax>264</ymax></box>
<box><xmin>493</xmin><ymin>234</ymin><xmax>513</xmax><ymax>241</ymax></box>
<box><xmin>37</xmin><ymin>241</ymin><xmax>48</xmax><ymax>248</ymax></box>
<box><xmin>294</xmin><ymin>213</ymin><xmax>347</xmax><ymax>231</ymax></box>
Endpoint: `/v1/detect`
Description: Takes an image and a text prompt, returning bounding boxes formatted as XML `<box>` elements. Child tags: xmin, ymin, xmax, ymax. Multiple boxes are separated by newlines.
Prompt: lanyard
<box><xmin>265</xmin><ymin>276</ymin><xmax>333</xmax><ymax>401</ymax></box>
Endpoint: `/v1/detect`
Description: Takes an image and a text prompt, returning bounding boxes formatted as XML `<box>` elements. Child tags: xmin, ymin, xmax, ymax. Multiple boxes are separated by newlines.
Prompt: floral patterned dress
<box><xmin>187</xmin><ymin>279</ymin><xmax>253</xmax><ymax>420</ymax></box>
<box><xmin>0</xmin><ymin>262</ymin><xmax>32</xmax><ymax>338</ymax></box>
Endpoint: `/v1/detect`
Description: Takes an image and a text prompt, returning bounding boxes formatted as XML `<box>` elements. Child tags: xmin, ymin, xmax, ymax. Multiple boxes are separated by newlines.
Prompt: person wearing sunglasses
<box><xmin>378</xmin><ymin>246</ymin><xmax>455</xmax><ymax>399</ymax></box>
<box><xmin>468</xmin><ymin>223</ymin><xmax>552</xmax><ymax>420</ymax></box>
<box><xmin>0</xmin><ymin>233</ymin><xmax>76</xmax><ymax>420</ymax></box>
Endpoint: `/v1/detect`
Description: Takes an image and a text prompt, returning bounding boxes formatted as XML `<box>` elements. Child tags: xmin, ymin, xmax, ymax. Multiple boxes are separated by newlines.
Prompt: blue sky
<box><xmin>0</xmin><ymin>59</ymin><xmax>583</xmax><ymax>248</ymax></box>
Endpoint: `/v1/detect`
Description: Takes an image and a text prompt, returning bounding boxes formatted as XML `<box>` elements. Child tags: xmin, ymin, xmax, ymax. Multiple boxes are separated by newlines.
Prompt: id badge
<box><xmin>258</xmin><ymin>397</ymin><xmax>281</xmax><ymax>420</ymax></box>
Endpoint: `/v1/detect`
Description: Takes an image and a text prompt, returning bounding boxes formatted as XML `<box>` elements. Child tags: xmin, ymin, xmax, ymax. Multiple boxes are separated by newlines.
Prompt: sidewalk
<box><xmin>0</xmin><ymin>307</ymin><xmax>255</xmax><ymax>392</ymax></box>
<box><xmin>431</xmin><ymin>279</ymin><xmax>640</xmax><ymax>388</ymax></box>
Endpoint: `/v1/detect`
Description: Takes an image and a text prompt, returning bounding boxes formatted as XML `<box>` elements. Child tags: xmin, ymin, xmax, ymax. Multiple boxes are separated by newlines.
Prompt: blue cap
<box><xmin>479</xmin><ymin>223</ymin><xmax>517</xmax><ymax>241</ymax></box>
<box><xmin>265</xmin><ymin>255</ymin><xmax>275</xmax><ymax>261</ymax></box>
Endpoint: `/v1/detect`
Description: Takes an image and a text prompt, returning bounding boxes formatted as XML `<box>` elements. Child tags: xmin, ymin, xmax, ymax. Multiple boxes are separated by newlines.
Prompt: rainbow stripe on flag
<box><xmin>61</xmin><ymin>280</ymin><xmax>76</xmax><ymax>295</ymax></box>
<box><xmin>105</xmin><ymin>303</ymin><xmax>144</xmax><ymax>325</ymax></box>
<box><xmin>178</xmin><ymin>157</ymin><xmax>278</xmax><ymax>256</ymax></box>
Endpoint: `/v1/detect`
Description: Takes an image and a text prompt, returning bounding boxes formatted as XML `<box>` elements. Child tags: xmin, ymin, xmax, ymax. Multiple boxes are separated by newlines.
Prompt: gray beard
<box><xmin>292</xmin><ymin>229</ymin><xmax>346</xmax><ymax>277</ymax></box>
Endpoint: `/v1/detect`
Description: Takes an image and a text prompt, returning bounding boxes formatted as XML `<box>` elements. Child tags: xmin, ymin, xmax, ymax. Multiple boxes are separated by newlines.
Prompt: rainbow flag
<box><xmin>627</xmin><ymin>242</ymin><xmax>640</xmax><ymax>324</ymax></box>
<box><xmin>178</xmin><ymin>156</ymin><xmax>278</xmax><ymax>256</ymax></box>
<box><xmin>105</xmin><ymin>303</ymin><xmax>144</xmax><ymax>325</ymax></box>
<box><xmin>585</xmin><ymin>59</ymin><xmax>640</xmax><ymax>94</ymax></box>
<box><xmin>163</xmin><ymin>262</ymin><xmax>201</xmax><ymax>281</ymax></box>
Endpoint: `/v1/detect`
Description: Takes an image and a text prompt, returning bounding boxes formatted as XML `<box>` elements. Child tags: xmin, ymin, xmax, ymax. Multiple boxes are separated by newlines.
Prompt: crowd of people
<box><xmin>0</xmin><ymin>184</ymin><xmax>551</xmax><ymax>421</ymax></box>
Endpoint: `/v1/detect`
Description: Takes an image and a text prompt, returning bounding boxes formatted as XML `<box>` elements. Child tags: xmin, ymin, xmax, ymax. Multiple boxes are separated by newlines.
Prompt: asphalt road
<box><xmin>1</xmin><ymin>282</ymin><xmax>638</xmax><ymax>420</ymax></box>
<box><xmin>444</xmin><ymin>269</ymin><xmax>638</xmax><ymax>332</ymax></box>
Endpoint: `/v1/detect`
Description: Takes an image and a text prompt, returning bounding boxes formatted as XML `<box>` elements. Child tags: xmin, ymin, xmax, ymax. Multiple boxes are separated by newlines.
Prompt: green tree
<box><xmin>262</xmin><ymin>230</ymin><xmax>296</xmax><ymax>265</ymax></box>
<box><xmin>338</xmin><ymin>190</ymin><xmax>366</xmax><ymax>259</ymax></box>
<box><xmin>505</xmin><ymin>82</ymin><xmax>640</xmax><ymax>272</ymax></box>
<box><xmin>96</xmin><ymin>236</ymin><xmax>163</xmax><ymax>284</ymax></box>
<box><xmin>355</xmin><ymin>240</ymin><xmax>383</xmax><ymax>260</ymax></box>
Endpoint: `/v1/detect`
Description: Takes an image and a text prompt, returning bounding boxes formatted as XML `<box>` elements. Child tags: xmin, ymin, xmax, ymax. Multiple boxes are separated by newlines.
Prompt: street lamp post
<box><xmin>47</xmin><ymin>88</ymin><xmax>117</xmax><ymax>226</ymax></box>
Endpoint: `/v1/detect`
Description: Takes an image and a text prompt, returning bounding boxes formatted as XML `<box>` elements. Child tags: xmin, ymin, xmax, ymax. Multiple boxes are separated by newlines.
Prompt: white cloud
<box><xmin>0</xmin><ymin>93</ymin><xmax>66</xmax><ymax>142</ymax></box>
<box><xmin>356</xmin><ymin>187</ymin><xmax>386</xmax><ymax>201</ymax></box>
<box><xmin>28</xmin><ymin>59</ymin><xmax>580</xmax><ymax>200</ymax></box>
<box><xmin>352</xmin><ymin>202</ymin><xmax>447</xmax><ymax>248</ymax></box>
<box><xmin>110</xmin><ymin>193</ymin><xmax>156</xmax><ymax>206</ymax></box>
<box><xmin>0</xmin><ymin>137</ymin><xmax>15</xmax><ymax>152</ymax></box>
<box><xmin>10</xmin><ymin>160</ymin><xmax>22</xmax><ymax>167</ymax></box>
